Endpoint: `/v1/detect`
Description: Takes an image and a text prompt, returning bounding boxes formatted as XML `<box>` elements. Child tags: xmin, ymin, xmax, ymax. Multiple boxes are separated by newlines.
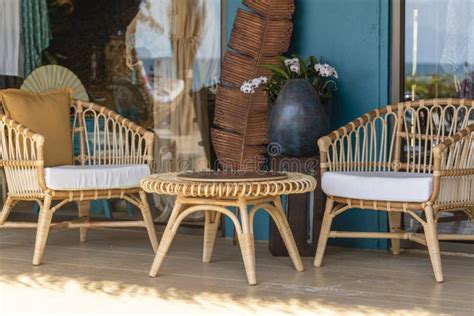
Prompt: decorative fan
<box><xmin>21</xmin><ymin>65</ymin><xmax>89</xmax><ymax>101</ymax></box>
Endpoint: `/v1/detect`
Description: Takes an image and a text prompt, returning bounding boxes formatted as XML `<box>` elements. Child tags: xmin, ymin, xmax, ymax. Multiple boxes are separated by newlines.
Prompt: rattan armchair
<box><xmin>0</xmin><ymin>100</ymin><xmax>158</xmax><ymax>265</ymax></box>
<box><xmin>314</xmin><ymin>98</ymin><xmax>473</xmax><ymax>282</ymax></box>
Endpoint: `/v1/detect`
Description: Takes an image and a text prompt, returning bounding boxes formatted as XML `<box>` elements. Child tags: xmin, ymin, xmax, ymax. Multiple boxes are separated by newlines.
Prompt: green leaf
<box><xmin>261</xmin><ymin>64</ymin><xmax>290</xmax><ymax>79</ymax></box>
<box><xmin>300</xmin><ymin>58</ymin><xmax>308</xmax><ymax>79</ymax></box>
<box><xmin>321</xmin><ymin>80</ymin><xmax>337</xmax><ymax>92</ymax></box>
<box><xmin>275</xmin><ymin>55</ymin><xmax>288</xmax><ymax>65</ymax></box>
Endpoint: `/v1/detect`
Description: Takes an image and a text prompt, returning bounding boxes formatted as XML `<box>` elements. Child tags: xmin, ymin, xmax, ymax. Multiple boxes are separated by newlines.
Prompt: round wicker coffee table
<box><xmin>141</xmin><ymin>171</ymin><xmax>317</xmax><ymax>285</ymax></box>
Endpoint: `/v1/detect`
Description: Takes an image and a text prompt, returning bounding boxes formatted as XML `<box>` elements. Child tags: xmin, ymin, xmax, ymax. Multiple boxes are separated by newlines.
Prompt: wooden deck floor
<box><xmin>0</xmin><ymin>227</ymin><xmax>473</xmax><ymax>315</ymax></box>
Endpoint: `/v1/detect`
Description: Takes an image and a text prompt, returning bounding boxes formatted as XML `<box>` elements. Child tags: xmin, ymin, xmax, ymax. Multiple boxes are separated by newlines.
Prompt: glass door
<box><xmin>403</xmin><ymin>0</ymin><xmax>474</xmax><ymax>245</ymax></box>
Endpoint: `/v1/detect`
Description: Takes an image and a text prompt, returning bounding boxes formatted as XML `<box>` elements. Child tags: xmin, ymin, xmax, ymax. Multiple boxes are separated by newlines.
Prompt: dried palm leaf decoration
<box><xmin>212</xmin><ymin>0</ymin><xmax>295</xmax><ymax>170</ymax></box>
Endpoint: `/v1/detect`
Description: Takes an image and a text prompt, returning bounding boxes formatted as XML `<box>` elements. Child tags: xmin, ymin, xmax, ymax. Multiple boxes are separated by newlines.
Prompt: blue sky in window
<box><xmin>405</xmin><ymin>0</ymin><xmax>473</xmax><ymax>75</ymax></box>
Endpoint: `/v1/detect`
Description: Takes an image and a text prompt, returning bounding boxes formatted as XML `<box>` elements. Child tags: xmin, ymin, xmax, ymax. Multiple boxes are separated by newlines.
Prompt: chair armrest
<box><xmin>0</xmin><ymin>115</ymin><xmax>47</xmax><ymax>193</ymax></box>
<box><xmin>432</xmin><ymin>123</ymin><xmax>474</xmax><ymax>176</ymax></box>
<box><xmin>429</xmin><ymin>123</ymin><xmax>473</xmax><ymax>204</ymax></box>
<box><xmin>432</xmin><ymin>123</ymin><xmax>474</xmax><ymax>157</ymax></box>
<box><xmin>73</xmin><ymin>101</ymin><xmax>154</xmax><ymax>167</ymax></box>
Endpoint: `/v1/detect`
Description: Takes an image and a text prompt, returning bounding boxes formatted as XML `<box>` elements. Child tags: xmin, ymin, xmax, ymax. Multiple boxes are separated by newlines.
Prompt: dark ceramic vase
<box><xmin>268</xmin><ymin>79</ymin><xmax>330</xmax><ymax>156</ymax></box>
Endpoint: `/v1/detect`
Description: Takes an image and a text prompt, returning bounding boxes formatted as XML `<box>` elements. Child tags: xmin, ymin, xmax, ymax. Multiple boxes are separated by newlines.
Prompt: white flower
<box><xmin>240</xmin><ymin>81</ymin><xmax>254</xmax><ymax>94</ymax></box>
<box><xmin>315</xmin><ymin>63</ymin><xmax>338</xmax><ymax>78</ymax></box>
<box><xmin>284</xmin><ymin>57</ymin><xmax>301</xmax><ymax>74</ymax></box>
<box><xmin>284</xmin><ymin>58</ymin><xmax>300</xmax><ymax>66</ymax></box>
<box><xmin>290</xmin><ymin>63</ymin><xmax>300</xmax><ymax>74</ymax></box>
<box><xmin>251</xmin><ymin>78</ymin><xmax>262</xmax><ymax>88</ymax></box>
<box><xmin>240</xmin><ymin>76</ymin><xmax>268</xmax><ymax>94</ymax></box>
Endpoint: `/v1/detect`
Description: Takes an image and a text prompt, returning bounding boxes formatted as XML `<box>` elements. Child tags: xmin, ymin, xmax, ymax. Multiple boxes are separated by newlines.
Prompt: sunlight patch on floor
<box><xmin>0</xmin><ymin>273</ymin><xmax>439</xmax><ymax>316</ymax></box>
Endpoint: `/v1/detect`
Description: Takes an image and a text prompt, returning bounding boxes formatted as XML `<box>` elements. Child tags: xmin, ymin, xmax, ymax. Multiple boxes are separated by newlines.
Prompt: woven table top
<box><xmin>140</xmin><ymin>172</ymin><xmax>317</xmax><ymax>198</ymax></box>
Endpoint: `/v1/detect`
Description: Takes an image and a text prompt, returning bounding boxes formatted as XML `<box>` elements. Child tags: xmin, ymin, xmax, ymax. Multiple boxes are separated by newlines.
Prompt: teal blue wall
<box><xmin>225</xmin><ymin>0</ymin><xmax>390</xmax><ymax>249</ymax></box>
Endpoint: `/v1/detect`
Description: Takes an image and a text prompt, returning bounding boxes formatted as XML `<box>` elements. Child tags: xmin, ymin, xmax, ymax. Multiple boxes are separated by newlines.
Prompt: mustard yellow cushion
<box><xmin>0</xmin><ymin>88</ymin><xmax>74</xmax><ymax>167</ymax></box>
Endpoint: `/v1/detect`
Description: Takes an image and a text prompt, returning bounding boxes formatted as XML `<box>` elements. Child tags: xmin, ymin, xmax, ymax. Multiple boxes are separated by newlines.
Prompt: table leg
<box><xmin>139</xmin><ymin>191</ymin><xmax>159</xmax><ymax>252</ymax></box>
<box><xmin>203</xmin><ymin>210</ymin><xmax>221</xmax><ymax>263</ymax></box>
<box><xmin>149</xmin><ymin>199</ymin><xmax>183</xmax><ymax>277</ymax></box>
<box><xmin>272</xmin><ymin>197</ymin><xmax>304</xmax><ymax>272</ymax></box>
<box><xmin>237</xmin><ymin>198</ymin><xmax>257</xmax><ymax>285</ymax></box>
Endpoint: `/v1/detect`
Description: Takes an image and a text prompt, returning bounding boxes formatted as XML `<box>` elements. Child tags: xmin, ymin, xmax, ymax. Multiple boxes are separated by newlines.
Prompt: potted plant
<box><xmin>241</xmin><ymin>55</ymin><xmax>338</xmax><ymax>156</ymax></box>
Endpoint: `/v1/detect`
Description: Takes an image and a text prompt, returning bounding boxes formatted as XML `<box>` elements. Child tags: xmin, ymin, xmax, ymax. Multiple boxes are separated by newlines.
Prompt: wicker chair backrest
<box><xmin>324</xmin><ymin>98</ymin><xmax>474</xmax><ymax>174</ymax></box>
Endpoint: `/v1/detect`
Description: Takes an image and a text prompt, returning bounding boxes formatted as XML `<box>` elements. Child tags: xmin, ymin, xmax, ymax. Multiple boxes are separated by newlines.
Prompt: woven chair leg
<box><xmin>32</xmin><ymin>195</ymin><xmax>53</xmax><ymax>266</ymax></box>
<box><xmin>0</xmin><ymin>196</ymin><xmax>14</xmax><ymax>225</ymax></box>
<box><xmin>423</xmin><ymin>204</ymin><xmax>444</xmax><ymax>283</ymax></box>
<box><xmin>139</xmin><ymin>191</ymin><xmax>159</xmax><ymax>252</ymax></box>
<box><xmin>388</xmin><ymin>211</ymin><xmax>402</xmax><ymax>255</ymax></box>
<box><xmin>237</xmin><ymin>200</ymin><xmax>257</xmax><ymax>285</ymax></box>
<box><xmin>314</xmin><ymin>198</ymin><xmax>335</xmax><ymax>267</ymax></box>
<box><xmin>149</xmin><ymin>201</ymin><xmax>182</xmax><ymax>277</ymax></box>
<box><xmin>203</xmin><ymin>210</ymin><xmax>221</xmax><ymax>263</ymax></box>
<box><xmin>77</xmin><ymin>201</ymin><xmax>90</xmax><ymax>242</ymax></box>
<box><xmin>272</xmin><ymin>197</ymin><xmax>304</xmax><ymax>272</ymax></box>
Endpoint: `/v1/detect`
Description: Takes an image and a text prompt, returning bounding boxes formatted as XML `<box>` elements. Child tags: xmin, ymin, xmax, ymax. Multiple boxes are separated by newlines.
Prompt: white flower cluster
<box><xmin>240</xmin><ymin>76</ymin><xmax>268</xmax><ymax>94</ymax></box>
<box><xmin>314</xmin><ymin>63</ymin><xmax>338</xmax><ymax>78</ymax></box>
<box><xmin>285</xmin><ymin>58</ymin><xmax>300</xmax><ymax>74</ymax></box>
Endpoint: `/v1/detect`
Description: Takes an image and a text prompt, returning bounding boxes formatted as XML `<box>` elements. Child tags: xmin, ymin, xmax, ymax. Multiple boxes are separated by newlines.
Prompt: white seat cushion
<box><xmin>44</xmin><ymin>164</ymin><xmax>150</xmax><ymax>191</ymax></box>
<box><xmin>321</xmin><ymin>171</ymin><xmax>433</xmax><ymax>202</ymax></box>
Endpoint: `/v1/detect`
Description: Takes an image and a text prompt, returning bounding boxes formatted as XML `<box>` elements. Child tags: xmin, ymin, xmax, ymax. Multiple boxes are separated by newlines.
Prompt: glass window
<box><xmin>404</xmin><ymin>0</ymin><xmax>474</xmax><ymax>101</ymax></box>
<box><xmin>45</xmin><ymin>0</ymin><xmax>221</xmax><ymax>222</ymax></box>
<box><xmin>403</xmin><ymin>0</ymin><xmax>473</xmax><ymax>238</ymax></box>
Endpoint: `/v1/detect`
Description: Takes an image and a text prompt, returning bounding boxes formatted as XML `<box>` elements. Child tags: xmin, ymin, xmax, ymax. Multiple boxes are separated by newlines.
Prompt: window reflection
<box><xmin>46</xmin><ymin>0</ymin><xmax>221</xmax><ymax>221</ymax></box>
<box><xmin>404</xmin><ymin>0</ymin><xmax>474</xmax><ymax>100</ymax></box>
<box><xmin>403</xmin><ymin>0</ymin><xmax>473</xmax><ymax>237</ymax></box>
<box><xmin>124</xmin><ymin>0</ymin><xmax>221</xmax><ymax>221</ymax></box>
